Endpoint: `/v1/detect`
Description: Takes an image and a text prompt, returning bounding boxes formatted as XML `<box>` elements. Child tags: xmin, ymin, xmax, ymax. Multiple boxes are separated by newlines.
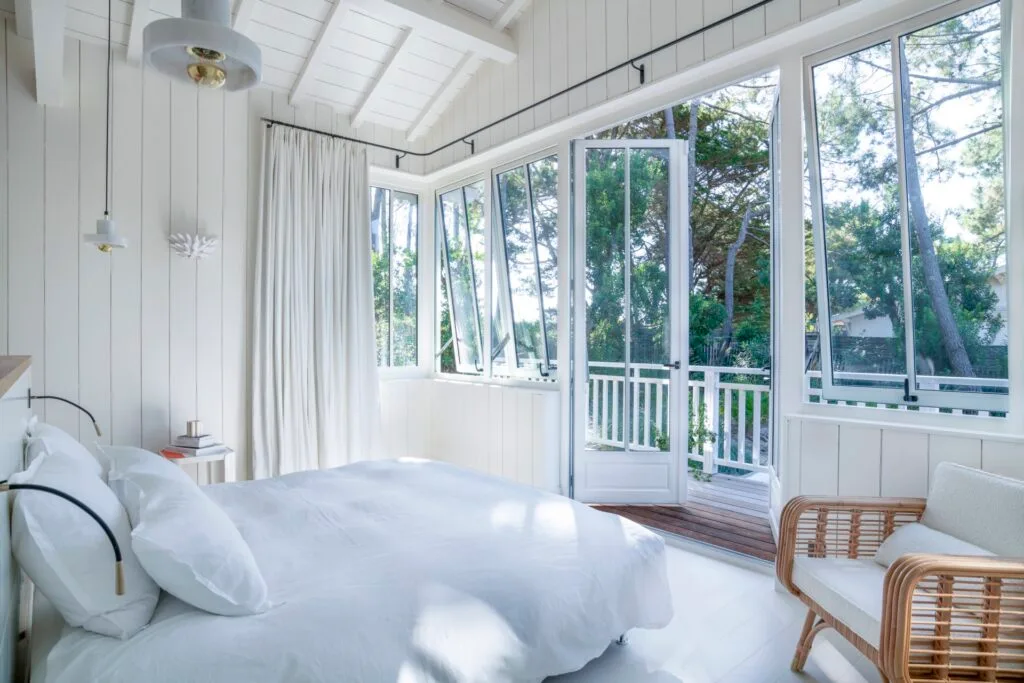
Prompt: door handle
<box><xmin>662</xmin><ymin>361</ymin><xmax>681</xmax><ymax>370</ymax></box>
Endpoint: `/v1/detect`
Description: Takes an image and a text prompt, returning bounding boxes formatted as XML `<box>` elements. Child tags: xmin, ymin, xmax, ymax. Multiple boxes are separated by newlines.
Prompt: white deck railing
<box><xmin>586</xmin><ymin>363</ymin><xmax>770</xmax><ymax>474</ymax></box>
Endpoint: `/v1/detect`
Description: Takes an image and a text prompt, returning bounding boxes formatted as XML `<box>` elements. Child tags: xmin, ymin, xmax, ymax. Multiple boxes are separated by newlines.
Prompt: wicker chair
<box><xmin>776</xmin><ymin>463</ymin><xmax>1024</xmax><ymax>682</ymax></box>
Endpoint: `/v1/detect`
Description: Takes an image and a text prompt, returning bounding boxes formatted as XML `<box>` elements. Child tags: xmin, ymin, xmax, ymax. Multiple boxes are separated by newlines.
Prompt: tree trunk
<box><xmin>664</xmin><ymin>107</ymin><xmax>676</xmax><ymax>139</ymax></box>
<box><xmin>722</xmin><ymin>206</ymin><xmax>752</xmax><ymax>345</ymax></box>
<box><xmin>370</xmin><ymin>189</ymin><xmax>385</xmax><ymax>252</ymax></box>
<box><xmin>898</xmin><ymin>42</ymin><xmax>975</xmax><ymax>377</ymax></box>
<box><xmin>687</xmin><ymin>99</ymin><xmax>699</xmax><ymax>293</ymax></box>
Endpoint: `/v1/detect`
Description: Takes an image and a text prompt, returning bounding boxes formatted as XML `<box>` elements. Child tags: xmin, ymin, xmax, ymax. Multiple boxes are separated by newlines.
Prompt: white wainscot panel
<box><xmin>379</xmin><ymin>378</ymin><xmax>561</xmax><ymax>493</ymax></box>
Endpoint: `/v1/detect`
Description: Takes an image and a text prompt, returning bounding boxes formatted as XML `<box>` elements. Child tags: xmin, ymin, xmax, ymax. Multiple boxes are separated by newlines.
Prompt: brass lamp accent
<box><xmin>0</xmin><ymin>482</ymin><xmax>125</xmax><ymax>596</ymax></box>
<box><xmin>186</xmin><ymin>63</ymin><xmax>227</xmax><ymax>89</ymax></box>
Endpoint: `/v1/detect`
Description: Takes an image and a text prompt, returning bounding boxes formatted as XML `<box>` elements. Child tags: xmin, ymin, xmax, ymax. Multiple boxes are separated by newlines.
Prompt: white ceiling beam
<box><xmin>232</xmin><ymin>0</ymin><xmax>257</xmax><ymax>33</ymax></box>
<box><xmin>492</xmin><ymin>0</ymin><xmax>531</xmax><ymax>31</ymax></box>
<box><xmin>347</xmin><ymin>0</ymin><xmax>516</xmax><ymax>64</ymax></box>
<box><xmin>14</xmin><ymin>0</ymin><xmax>33</xmax><ymax>38</ymax></box>
<box><xmin>352</xmin><ymin>28</ymin><xmax>413</xmax><ymax>128</ymax></box>
<box><xmin>126</xmin><ymin>0</ymin><xmax>150</xmax><ymax>64</ymax></box>
<box><xmin>289</xmin><ymin>0</ymin><xmax>353</xmax><ymax>106</ymax></box>
<box><xmin>29</xmin><ymin>0</ymin><xmax>66</xmax><ymax>106</ymax></box>
<box><xmin>406</xmin><ymin>52</ymin><xmax>480</xmax><ymax>142</ymax></box>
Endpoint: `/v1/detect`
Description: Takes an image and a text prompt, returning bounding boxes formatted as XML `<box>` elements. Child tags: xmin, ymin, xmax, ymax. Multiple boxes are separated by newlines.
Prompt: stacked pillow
<box><xmin>11</xmin><ymin>423</ymin><xmax>270</xmax><ymax>640</ymax></box>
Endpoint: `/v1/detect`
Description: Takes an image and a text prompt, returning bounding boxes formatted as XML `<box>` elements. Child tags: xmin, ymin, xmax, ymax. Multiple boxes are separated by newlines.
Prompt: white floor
<box><xmin>550</xmin><ymin>544</ymin><xmax>882</xmax><ymax>683</ymax></box>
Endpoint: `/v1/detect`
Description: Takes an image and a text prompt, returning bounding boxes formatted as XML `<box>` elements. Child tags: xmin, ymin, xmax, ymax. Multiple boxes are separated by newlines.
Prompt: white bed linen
<box><xmin>41</xmin><ymin>460</ymin><xmax>673</xmax><ymax>683</ymax></box>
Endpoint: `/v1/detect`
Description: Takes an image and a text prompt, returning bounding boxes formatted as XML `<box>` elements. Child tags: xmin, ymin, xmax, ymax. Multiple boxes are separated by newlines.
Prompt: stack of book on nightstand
<box><xmin>160</xmin><ymin>433</ymin><xmax>231</xmax><ymax>460</ymax></box>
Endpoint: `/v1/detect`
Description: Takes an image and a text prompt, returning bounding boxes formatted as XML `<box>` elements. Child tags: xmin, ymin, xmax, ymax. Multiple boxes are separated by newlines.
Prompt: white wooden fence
<box><xmin>586</xmin><ymin>362</ymin><xmax>771</xmax><ymax>474</ymax></box>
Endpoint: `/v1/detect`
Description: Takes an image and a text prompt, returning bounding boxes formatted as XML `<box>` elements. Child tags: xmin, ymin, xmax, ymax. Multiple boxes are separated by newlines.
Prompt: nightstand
<box><xmin>161</xmin><ymin>448</ymin><xmax>236</xmax><ymax>484</ymax></box>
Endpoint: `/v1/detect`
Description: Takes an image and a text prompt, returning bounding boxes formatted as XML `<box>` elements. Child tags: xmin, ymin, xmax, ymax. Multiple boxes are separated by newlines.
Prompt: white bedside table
<box><xmin>162</xmin><ymin>448</ymin><xmax>236</xmax><ymax>484</ymax></box>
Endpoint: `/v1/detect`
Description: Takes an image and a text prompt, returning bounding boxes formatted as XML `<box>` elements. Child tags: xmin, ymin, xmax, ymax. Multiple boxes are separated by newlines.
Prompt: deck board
<box><xmin>592</xmin><ymin>474</ymin><xmax>776</xmax><ymax>563</ymax></box>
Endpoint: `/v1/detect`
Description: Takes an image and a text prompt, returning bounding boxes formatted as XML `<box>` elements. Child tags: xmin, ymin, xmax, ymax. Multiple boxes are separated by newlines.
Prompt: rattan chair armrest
<box><xmin>880</xmin><ymin>553</ymin><xmax>1024</xmax><ymax>683</ymax></box>
<box><xmin>777</xmin><ymin>496</ymin><xmax>927</xmax><ymax>593</ymax></box>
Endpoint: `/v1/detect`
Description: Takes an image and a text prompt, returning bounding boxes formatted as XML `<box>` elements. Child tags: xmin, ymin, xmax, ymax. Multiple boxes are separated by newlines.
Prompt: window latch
<box><xmin>903</xmin><ymin>378</ymin><xmax>919</xmax><ymax>403</ymax></box>
<box><xmin>662</xmin><ymin>360</ymin><xmax>681</xmax><ymax>370</ymax></box>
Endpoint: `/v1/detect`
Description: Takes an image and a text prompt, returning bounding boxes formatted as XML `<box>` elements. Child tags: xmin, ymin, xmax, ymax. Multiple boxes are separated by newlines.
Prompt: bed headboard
<box><xmin>0</xmin><ymin>358</ymin><xmax>32</xmax><ymax>683</ymax></box>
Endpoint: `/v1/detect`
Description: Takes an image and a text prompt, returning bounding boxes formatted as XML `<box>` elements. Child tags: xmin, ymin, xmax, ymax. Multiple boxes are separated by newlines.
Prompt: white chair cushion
<box><xmin>922</xmin><ymin>463</ymin><xmax>1024</xmax><ymax>557</ymax></box>
<box><xmin>874</xmin><ymin>523</ymin><xmax>993</xmax><ymax>568</ymax></box>
<box><xmin>9</xmin><ymin>451</ymin><xmax>159</xmax><ymax>638</ymax></box>
<box><xmin>791</xmin><ymin>557</ymin><xmax>885</xmax><ymax>648</ymax></box>
<box><xmin>102</xmin><ymin>446</ymin><xmax>270</xmax><ymax>617</ymax></box>
<box><xmin>25</xmin><ymin>420</ymin><xmax>105</xmax><ymax>478</ymax></box>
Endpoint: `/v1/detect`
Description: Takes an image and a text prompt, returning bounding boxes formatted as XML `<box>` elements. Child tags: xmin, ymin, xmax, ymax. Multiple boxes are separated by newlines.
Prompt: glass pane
<box><xmin>371</xmin><ymin>187</ymin><xmax>390</xmax><ymax>366</ymax></box>
<box><xmin>812</xmin><ymin>42</ymin><xmax>906</xmax><ymax>392</ymax></box>
<box><xmin>585</xmin><ymin>148</ymin><xmax>626</xmax><ymax>450</ymax></box>
<box><xmin>900</xmin><ymin>4</ymin><xmax>1007</xmax><ymax>397</ymax></box>
<box><xmin>491</xmin><ymin>237</ymin><xmax>511</xmax><ymax>371</ymax></box>
<box><xmin>629</xmin><ymin>148</ymin><xmax>671</xmax><ymax>452</ymax></box>
<box><xmin>529</xmin><ymin>156</ymin><xmax>559</xmax><ymax>366</ymax></box>
<box><xmin>497</xmin><ymin>165</ymin><xmax>545</xmax><ymax>368</ymax></box>
<box><xmin>439</xmin><ymin>188</ymin><xmax>482</xmax><ymax>371</ymax></box>
<box><xmin>465</xmin><ymin>181</ymin><xmax>487</xmax><ymax>339</ymax></box>
<box><xmin>391</xmin><ymin>191</ymin><xmax>418</xmax><ymax>367</ymax></box>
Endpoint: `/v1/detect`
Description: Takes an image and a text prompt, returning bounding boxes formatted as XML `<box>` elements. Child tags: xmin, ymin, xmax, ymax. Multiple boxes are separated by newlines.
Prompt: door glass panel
<box><xmin>629</xmin><ymin>149</ymin><xmax>672</xmax><ymax>452</ymax></box>
<box><xmin>529</xmin><ymin>157</ymin><xmax>560</xmax><ymax>365</ymax></box>
<box><xmin>439</xmin><ymin>188</ymin><xmax>482</xmax><ymax>370</ymax></box>
<box><xmin>497</xmin><ymin>166</ymin><xmax>545</xmax><ymax>367</ymax></box>
<box><xmin>585</xmin><ymin>148</ymin><xmax>626</xmax><ymax>450</ymax></box>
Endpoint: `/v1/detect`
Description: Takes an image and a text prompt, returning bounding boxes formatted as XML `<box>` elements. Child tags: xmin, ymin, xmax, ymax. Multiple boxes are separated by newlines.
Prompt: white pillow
<box><xmin>25</xmin><ymin>419</ymin><xmax>106</xmax><ymax>478</ymax></box>
<box><xmin>101</xmin><ymin>446</ymin><xmax>270</xmax><ymax>617</ymax></box>
<box><xmin>874</xmin><ymin>522</ymin><xmax>993</xmax><ymax>568</ymax></box>
<box><xmin>9</xmin><ymin>451</ymin><xmax>159</xmax><ymax>638</ymax></box>
<box><xmin>922</xmin><ymin>462</ymin><xmax>1024</xmax><ymax>556</ymax></box>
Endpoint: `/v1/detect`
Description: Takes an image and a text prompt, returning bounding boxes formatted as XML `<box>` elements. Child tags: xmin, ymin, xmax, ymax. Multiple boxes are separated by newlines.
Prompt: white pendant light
<box><xmin>143</xmin><ymin>0</ymin><xmax>262</xmax><ymax>91</ymax></box>
<box><xmin>83</xmin><ymin>0</ymin><xmax>126</xmax><ymax>253</ymax></box>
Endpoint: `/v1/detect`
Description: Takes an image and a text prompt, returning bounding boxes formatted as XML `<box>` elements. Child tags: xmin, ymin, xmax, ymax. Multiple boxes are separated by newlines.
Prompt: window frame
<box><xmin>436</xmin><ymin>176</ymin><xmax>489</xmax><ymax>375</ymax></box>
<box><xmin>371</xmin><ymin>185</ymin><xmax>420</xmax><ymax>370</ymax></box>
<box><xmin>491</xmin><ymin>150</ymin><xmax>560</xmax><ymax>380</ymax></box>
<box><xmin>804</xmin><ymin>0</ymin><xmax>1009</xmax><ymax>413</ymax></box>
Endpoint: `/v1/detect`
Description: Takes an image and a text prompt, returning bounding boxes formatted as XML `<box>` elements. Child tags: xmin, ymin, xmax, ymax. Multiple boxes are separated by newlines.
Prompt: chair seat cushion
<box><xmin>791</xmin><ymin>557</ymin><xmax>885</xmax><ymax>649</ymax></box>
<box><xmin>873</xmin><ymin>523</ymin><xmax>993</xmax><ymax>568</ymax></box>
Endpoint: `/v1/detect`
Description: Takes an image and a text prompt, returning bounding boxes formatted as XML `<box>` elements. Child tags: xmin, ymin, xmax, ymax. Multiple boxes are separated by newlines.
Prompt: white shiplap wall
<box><xmin>420</xmin><ymin>0</ymin><xmax>862</xmax><ymax>172</ymax></box>
<box><xmin>379</xmin><ymin>379</ymin><xmax>562</xmax><ymax>492</ymax></box>
<box><xmin>776</xmin><ymin>416</ymin><xmax>1024</xmax><ymax>523</ymax></box>
<box><xmin>0</xmin><ymin>20</ymin><xmax>413</xmax><ymax>482</ymax></box>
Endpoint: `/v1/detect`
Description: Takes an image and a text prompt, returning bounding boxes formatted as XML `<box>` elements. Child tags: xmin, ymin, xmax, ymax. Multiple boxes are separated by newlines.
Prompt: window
<box><xmin>494</xmin><ymin>155</ymin><xmax>559</xmax><ymax>375</ymax></box>
<box><xmin>437</xmin><ymin>154</ymin><xmax>560</xmax><ymax>378</ymax></box>
<box><xmin>806</xmin><ymin>1</ymin><xmax>1007</xmax><ymax>412</ymax></box>
<box><xmin>371</xmin><ymin>187</ymin><xmax>418</xmax><ymax>368</ymax></box>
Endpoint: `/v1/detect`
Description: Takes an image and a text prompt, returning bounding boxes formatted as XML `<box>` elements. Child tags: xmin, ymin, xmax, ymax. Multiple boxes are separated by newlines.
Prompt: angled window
<box><xmin>806</xmin><ymin>0</ymin><xmax>1006</xmax><ymax>413</ymax></box>
<box><xmin>371</xmin><ymin>187</ymin><xmax>419</xmax><ymax>367</ymax></box>
<box><xmin>494</xmin><ymin>154</ymin><xmax>559</xmax><ymax>377</ymax></box>
<box><xmin>438</xmin><ymin>181</ymin><xmax>487</xmax><ymax>374</ymax></box>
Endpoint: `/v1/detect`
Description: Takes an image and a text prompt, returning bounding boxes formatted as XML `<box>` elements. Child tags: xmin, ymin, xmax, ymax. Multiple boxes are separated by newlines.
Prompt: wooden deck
<box><xmin>593</xmin><ymin>473</ymin><xmax>776</xmax><ymax>562</ymax></box>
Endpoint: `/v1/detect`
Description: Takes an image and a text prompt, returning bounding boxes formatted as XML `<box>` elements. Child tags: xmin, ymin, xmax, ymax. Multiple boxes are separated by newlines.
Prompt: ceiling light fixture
<box><xmin>83</xmin><ymin>0</ymin><xmax>126</xmax><ymax>253</ymax></box>
<box><xmin>143</xmin><ymin>0</ymin><xmax>262</xmax><ymax>91</ymax></box>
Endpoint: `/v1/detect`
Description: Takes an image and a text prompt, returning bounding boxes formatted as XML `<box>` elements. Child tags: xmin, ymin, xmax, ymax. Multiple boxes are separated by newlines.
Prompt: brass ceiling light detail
<box><xmin>187</xmin><ymin>63</ymin><xmax>227</xmax><ymax>89</ymax></box>
<box><xmin>144</xmin><ymin>0</ymin><xmax>262</xmax><ymax>92</ymax></box>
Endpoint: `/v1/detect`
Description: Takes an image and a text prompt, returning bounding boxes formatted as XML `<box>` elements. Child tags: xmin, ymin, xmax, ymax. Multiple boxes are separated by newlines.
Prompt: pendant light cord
<box><xmin>104</xmin><ymin>0</ymin><xmax>111</xmax><ymax>217</ymax></box>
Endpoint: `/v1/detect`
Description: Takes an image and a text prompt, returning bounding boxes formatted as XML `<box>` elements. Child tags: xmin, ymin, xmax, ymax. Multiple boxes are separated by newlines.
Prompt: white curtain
<box><xmin>252</xmin><ymin>126</ymin><xmax>379</xmax><ymax>478</ymax></box>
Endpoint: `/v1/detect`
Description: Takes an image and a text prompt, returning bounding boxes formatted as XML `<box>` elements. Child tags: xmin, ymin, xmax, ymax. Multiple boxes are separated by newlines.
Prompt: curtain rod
<box><xmin>264</xmin><ymin>0</ymin><xmax>775</xmax><ymax>169</ymax></box>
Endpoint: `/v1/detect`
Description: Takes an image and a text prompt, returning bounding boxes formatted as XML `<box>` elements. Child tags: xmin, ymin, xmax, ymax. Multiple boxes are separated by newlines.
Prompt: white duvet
<box><xmin>42</xmin><ymin>460</ymin><xmax>673</xmax><ymax>682</ymax></box>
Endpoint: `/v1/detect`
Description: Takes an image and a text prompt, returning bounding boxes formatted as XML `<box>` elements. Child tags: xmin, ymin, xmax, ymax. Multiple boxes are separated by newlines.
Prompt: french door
<box><xmin>571</xmin><ymin>139</ymin><xmax>689</xmax><ymax>504</ymax></box>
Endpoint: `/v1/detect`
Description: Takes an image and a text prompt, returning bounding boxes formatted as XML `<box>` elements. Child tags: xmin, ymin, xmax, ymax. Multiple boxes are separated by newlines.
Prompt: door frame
<box><xmin>570</xmin><ymin>138</ymin><xmax>690</xmax><ymax>504</ymax></box>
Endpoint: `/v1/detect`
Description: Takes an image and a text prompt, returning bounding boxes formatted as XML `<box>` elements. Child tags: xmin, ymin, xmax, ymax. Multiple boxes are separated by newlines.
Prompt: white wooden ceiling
<box><xmin>23</xmin><ymin>0</ymin><xmax>529</xmax><ymax>141</ymax></box>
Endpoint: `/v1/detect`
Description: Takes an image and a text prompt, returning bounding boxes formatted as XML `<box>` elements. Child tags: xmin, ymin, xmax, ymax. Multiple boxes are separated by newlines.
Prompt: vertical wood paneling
<box><xmin>676</xmin><ymin>0</ymin><xmax>704</xmax><ymax>73</ymax></box>
<box><xmin>78</xmin><ymin>43</ymin><xmax>111</xmax><ymax>442</ymax></box>
<box><xmin>880</xmin><ymin>430</ymin><xmax>929</xmax><ymax>497</ymax></box>
<box><xmin>516</xmin><ymin>8</ymin><xmax>534</xmax><ymax>134</ymax></box>
<box><xmin>0</xmin><ymin>22</ymin><xmax>7</xmax><ymax>355</ymax></box>
<box><xmin>703</xmin><ymin>0</ymin><xmax>733</xmax><ymax>60</ymax></box>
<box><xmin>733</xmin><ymin>0</ymin><xmax>766</xmax><ymax>48</ymax></box>
<box><xmin>650</xmin><ymin>0</ymin><xmax>676</xmax><ymax>82</ymax></box>
<box><xmin>195</xmin><ymin>89</ymin><xmax>225</xmax><ymax>486</ymax></box>
<box><xmin>928</xmin><ymin>434</ymin><xmax>981</xmax><ymax>481</ymax></box>
<box><xmin>605</xmin><ymin>0</ymin><xmax>628</xmax><ymax>99</ymax></box>
<box><xmin>532</xmin><ymin>0</ymin><xmax>550</xmax><ymax>128</ymax></box>
<box><xmin>43</xmin><ymin>40</ymin><xmax>80</xmax><ymax>437</ymax></box>
<box><xmin>981</xmin><ymin>439</ymin><xmax>1024</xmax><ymax>480</ymax></box>
<box><xmin>798</xmin><ymin>421</ymin><xmax>838</xmax><ymax>494</ymax></box>
<box><xmin>168</xmin><ymin>79</ymin><xmax>198</xmax><ymax>443</ymax></box>
<box><xmin>584</xmin><ymin>1</ymin><xmax>606</xmax><ymax>107</ymax></box>
<box><xmin>222</xmin><ymin>90</ymin><xmax>250</xmax><ymax>481</ymax></box>
<box><xmin>140</xmin><ymin>63</ymin><xmax>171</xmax><ymax>453</ymax></box>
<box><xmin>767</xmin><ymin>0</ymin><xmax>801</xmax><ymax>34</ymax></box>
<box><xmin>627</xmin><ymin>0</ymin><xmax>652</xmax><ymax>92</ymax></box>
<box><xmin>487</xmin><ymin>385</ymin><xmax>503</xmax><ymax>477</ymax></box>
<box><xmin>111</xmin><ymin>58</ymin><xmax>143</xmax><ymax>447</ymax></box>
<box><xmin>565</xmin><ymin>0</ymin><xmax>587</xmax><ymax>115</ymax></box>
<box><xmin>515</xmin><ymin>391</ymin><xmax>533</xmax><ymax>484</ymax></box>
<box><xmin>548</xmin><ymin>0</ymin><xmax>568</xmax><ymax>121</ymax></box>
<box><xmin>8</xmin><ymin>29</ymin><xmax>45</xmax><ymax>413</ymax></box>
<box><xmin>801</xmin><ymin>0</ymin><xmax>839</xmax><ymax>21</ymax></box>
<box><xmin>837</xmin><ymin>424</ymin><xmax>880</xmax><ymax>496</ymax></box>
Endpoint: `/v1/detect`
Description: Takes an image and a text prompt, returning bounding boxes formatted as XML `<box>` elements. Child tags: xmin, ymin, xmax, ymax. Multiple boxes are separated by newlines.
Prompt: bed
<box><xmin>25</xmin><ymin>458</ymin><xmax>673</xmax><ymax>682</ymax></box>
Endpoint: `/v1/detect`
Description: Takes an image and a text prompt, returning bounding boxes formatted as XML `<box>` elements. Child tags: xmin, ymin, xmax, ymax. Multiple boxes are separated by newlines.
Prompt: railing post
<box><xmin>703</xmin><ymin>369</ymin><xmax>719</xmax><ymax>475</ymax></box>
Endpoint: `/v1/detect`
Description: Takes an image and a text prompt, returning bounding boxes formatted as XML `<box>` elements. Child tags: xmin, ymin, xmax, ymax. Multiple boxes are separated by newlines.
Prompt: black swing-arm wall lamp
<box><xmin>27</xmin><ymin>392</ymin><xmax>103</xmax><ymax>437</ymax></box>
